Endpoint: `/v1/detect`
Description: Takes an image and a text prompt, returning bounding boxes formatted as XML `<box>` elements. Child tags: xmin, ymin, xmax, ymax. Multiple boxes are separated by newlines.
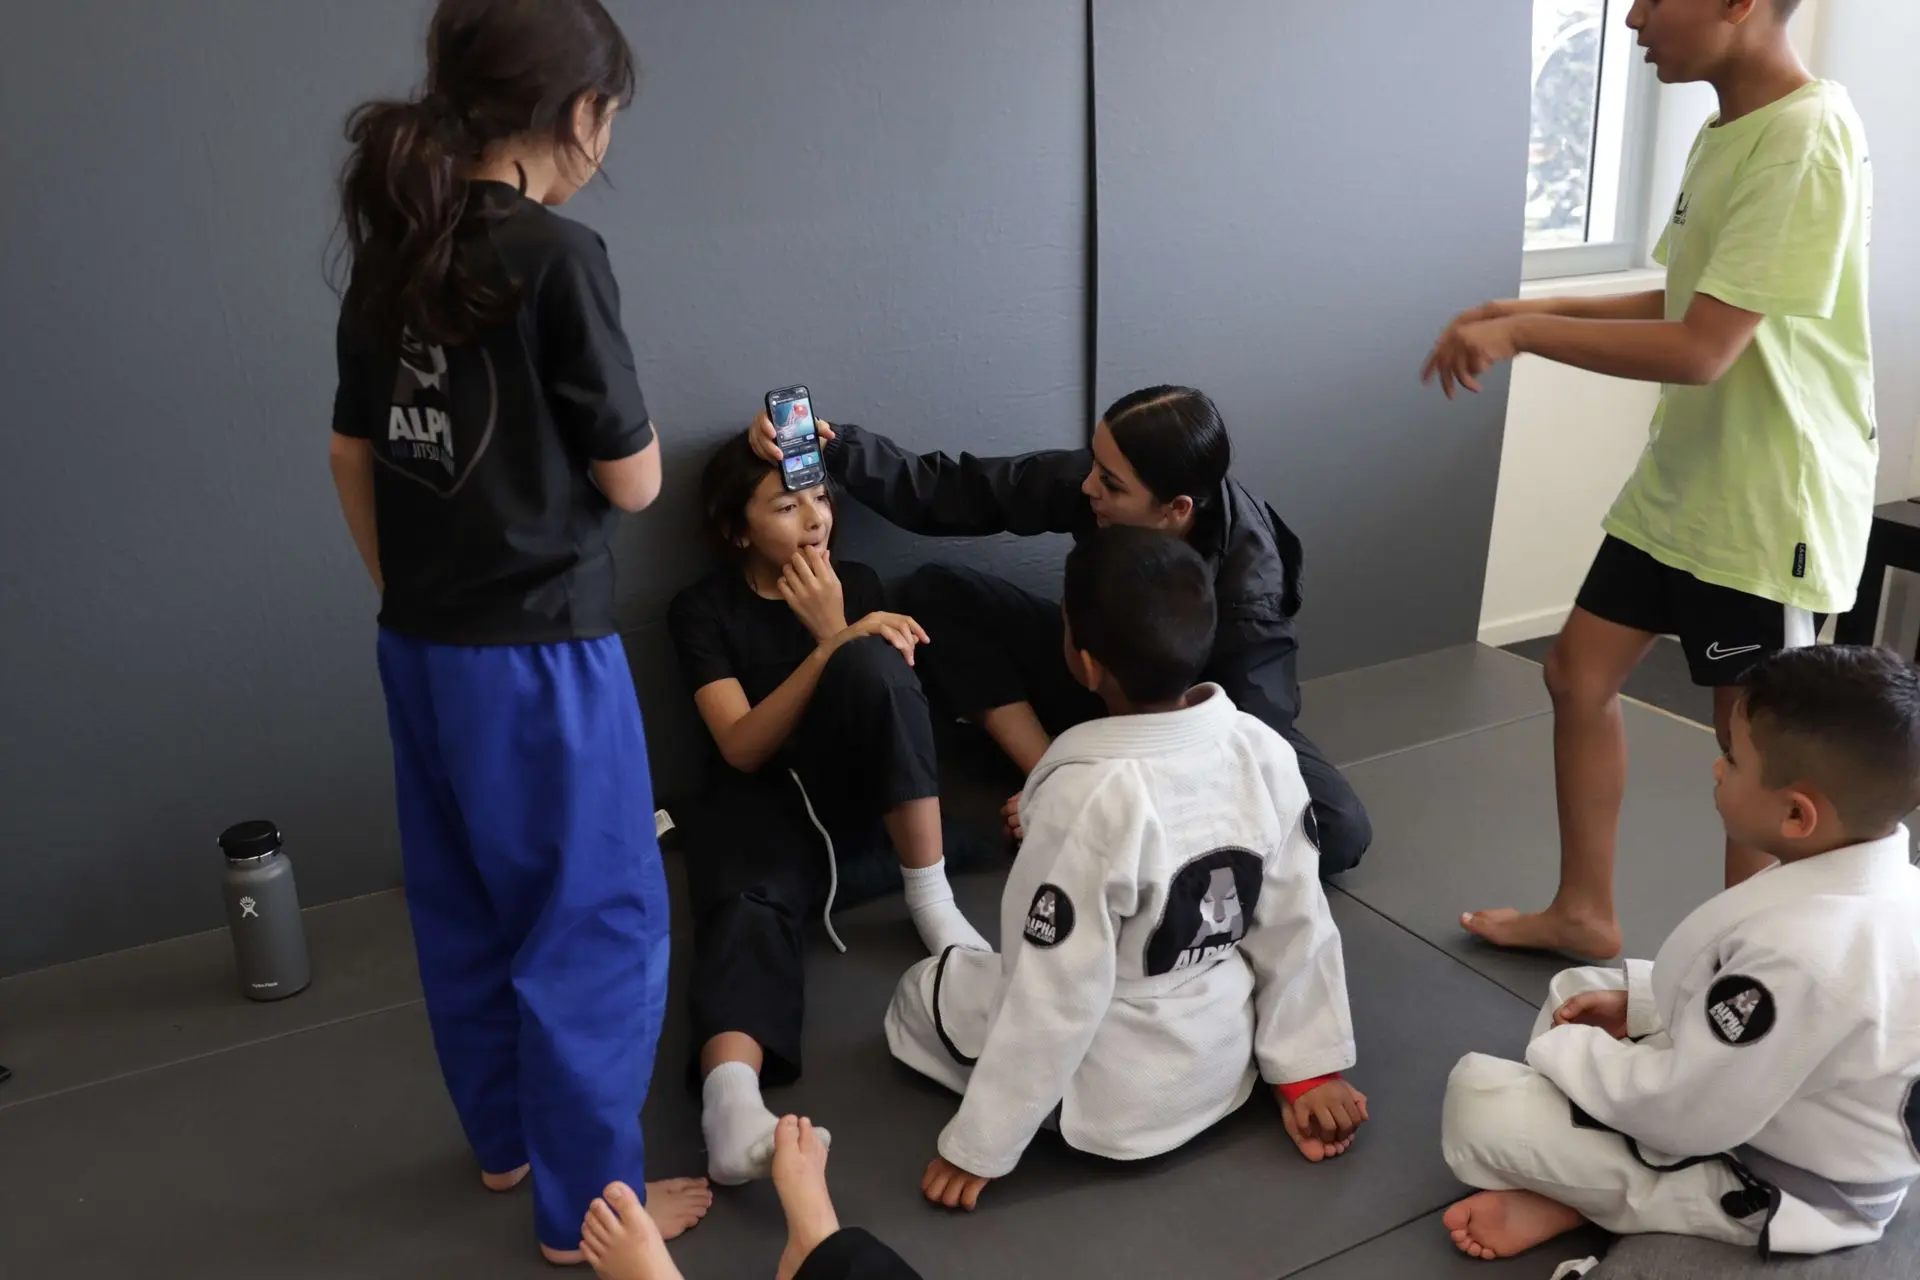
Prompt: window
<box><xmin>1523</xmin><ymin>0</ymin><xmax>1658</xmax><ymax>279</ymax></box>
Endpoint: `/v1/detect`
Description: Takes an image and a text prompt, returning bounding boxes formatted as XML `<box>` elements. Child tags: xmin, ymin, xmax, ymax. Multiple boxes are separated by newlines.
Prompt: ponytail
<box><xmin>1103</xmin><ymin>385</ymin><xmax>1233</xmax><ymax>516</ymax></box>
<box><xmin>340</xmin><ymin>95</ymin><xmax>509</xmax><ymax>346</ymax></box>
<box><xmin>335</xmin><ymin>0</ymin><xmax>638</xmax><ymax>346</ymax></box>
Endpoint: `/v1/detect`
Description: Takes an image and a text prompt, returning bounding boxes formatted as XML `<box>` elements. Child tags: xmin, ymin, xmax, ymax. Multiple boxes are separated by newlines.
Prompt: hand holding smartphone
<box><xmin>765</xmin><ymin>385</ymin><xmax>824</xmax><ymax>491</ymax></box>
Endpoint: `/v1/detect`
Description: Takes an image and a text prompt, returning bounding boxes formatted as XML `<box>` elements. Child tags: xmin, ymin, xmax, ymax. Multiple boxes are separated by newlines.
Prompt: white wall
<box><xmin>1479</xmin><ymin>0</ymin><xmax>1919</xmax><ymax>645</ymax></box>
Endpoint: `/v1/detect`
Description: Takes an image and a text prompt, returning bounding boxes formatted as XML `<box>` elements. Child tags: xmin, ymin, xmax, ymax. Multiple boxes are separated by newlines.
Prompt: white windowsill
<box><xmin>1520</xmin><ymin>266</ymin><xmax>1666</xmax><ymax>301</ymax></box>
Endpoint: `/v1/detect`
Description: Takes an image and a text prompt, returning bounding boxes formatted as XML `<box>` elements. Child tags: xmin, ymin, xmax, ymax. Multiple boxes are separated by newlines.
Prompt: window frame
<box><xmin>1521</xmin><ymin>0</ymin><xmax>1663</xmax><ymax>282</ymax></box>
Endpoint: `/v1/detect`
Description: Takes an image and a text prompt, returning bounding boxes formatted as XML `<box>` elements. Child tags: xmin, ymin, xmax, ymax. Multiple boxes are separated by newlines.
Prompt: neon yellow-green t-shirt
<box><xmin>1604</xmin><ymin>80</ymin><xmax>1876</xmax><ymax>614</ymax></box>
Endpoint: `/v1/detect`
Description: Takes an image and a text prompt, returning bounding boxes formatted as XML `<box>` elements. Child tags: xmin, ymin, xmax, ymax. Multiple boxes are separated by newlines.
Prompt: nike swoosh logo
<box><xmin>1705</xmin><ymin>643</ymin><xmax>1764</xmax><ymax>661</ymax></box>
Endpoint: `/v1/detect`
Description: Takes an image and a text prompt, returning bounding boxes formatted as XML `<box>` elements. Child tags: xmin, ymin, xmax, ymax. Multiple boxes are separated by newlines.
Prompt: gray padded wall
<box><xmin>590</xmin><ymin>0</ymin><xmax>1089</xmax><ymax>801</ymax></box>
<box><xmin>1</xmin><ymin>0</ymin><xmax>1524</xmax><ymax>973</ymax></box>
<box><xmin>1093</xmin><ymin>0</ymin><xmax>1530</xmax><ymax>674</ymax></box>
<box><xmin>0</xmin><ymin>0</ymin><xmax>1087</xmax><ymax>974</ymax></box>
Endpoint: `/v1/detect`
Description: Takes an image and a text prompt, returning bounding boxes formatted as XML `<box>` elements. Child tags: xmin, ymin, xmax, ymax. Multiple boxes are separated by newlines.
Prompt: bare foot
<box><xmin>482</xmin><ymin>1163</ymin><xmax>530</xmax><ymax>1193</ymax></box>
<box><xmin>1459</xmin><ymin>906</ymin><xmax>1621</xmax><ymax>961</ymax></box>
<box><xmin>580</xmin><ymin>1181</ymin><xmax>685</xmax><ymax>1280</ymax></box>
<box><xmin>773</xmin><ymin>1117</ymin><xmax>841</xmax><ymax>1280</ymax></box>
<box><xmin>1443</xmin><ymin>1190</ymin><xmax>1587</xmax><ymax>1260</ymax></box>
<box><xmin>1280</xmin><ymin>1105</ymin><xmax>1358</xmax><ymax>1163</ymax></box>
<box><xmin>643</xmin><ymin>1178</ymin><xmax>712</xmax><ymax>1241</ymax></box>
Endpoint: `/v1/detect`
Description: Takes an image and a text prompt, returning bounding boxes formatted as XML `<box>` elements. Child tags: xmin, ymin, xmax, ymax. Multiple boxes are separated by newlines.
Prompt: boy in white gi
<box><xmin>886</xmin><ymin>526</ymin><xmax>1367</xmax><ymax>1211</ymax></box>
<box><xmin>1442</xmin><ymin>645</ymin><xmax>1920</xmax><ymax>1262</ymax></box>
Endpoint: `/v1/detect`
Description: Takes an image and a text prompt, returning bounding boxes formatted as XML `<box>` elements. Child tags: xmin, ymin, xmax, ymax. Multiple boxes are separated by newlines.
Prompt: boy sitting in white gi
<box><xmin>1443</xmin><ymin>645</ymin><xmax>1920</xmax><ymax>1262</ymax></box>
<box><xmin>886</xmin><ymin>525</ymin><xmax>1367</xmax><ymax>1211</ymax></box>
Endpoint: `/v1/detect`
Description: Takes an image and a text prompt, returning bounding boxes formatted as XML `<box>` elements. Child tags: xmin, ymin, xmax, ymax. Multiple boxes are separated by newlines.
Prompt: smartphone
<box><xmin>766</xmin><ymin>384</ymin><xmax>824</xmax><ymax>492</ymax></box>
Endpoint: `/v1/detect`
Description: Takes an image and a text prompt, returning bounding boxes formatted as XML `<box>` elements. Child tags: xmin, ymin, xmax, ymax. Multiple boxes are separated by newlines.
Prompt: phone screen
<box><xmin>767</xmin><ymin>385</ymin><xmax>823</xmax><ymax>490</ymax></box>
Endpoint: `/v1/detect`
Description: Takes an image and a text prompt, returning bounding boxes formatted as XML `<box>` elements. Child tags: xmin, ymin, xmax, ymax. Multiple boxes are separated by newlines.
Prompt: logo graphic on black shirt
<box><xmin>1023</xmin><ymin>884</ymin><xmax>1074</xmax><ymax>948</ymax></box>
<box><xmin>1145</xmin><ymin>848</ymin><xmax>1265</xmax><ymax>976</ymax></box>
<box><xmin>384</xmin><ymin>327</ymin><xmax>497</xmax><ymax>497</ymax></box>
<box><xmin>1704</xmin><ymin>974</ymin><xmax>1776</xmax><ymax>1046</ymax></box>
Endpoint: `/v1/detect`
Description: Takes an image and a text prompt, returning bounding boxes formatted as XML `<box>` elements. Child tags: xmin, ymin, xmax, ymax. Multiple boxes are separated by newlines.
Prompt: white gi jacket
<box><xmin>920</xmin><ymin>686</ymin><xmax>1356</xmax><ymax>1178</ymax></box>
<box><xmin>1527</xmin><ymin>830</ymin><xmax>1920</xmax><ymax>1254</ymax></box>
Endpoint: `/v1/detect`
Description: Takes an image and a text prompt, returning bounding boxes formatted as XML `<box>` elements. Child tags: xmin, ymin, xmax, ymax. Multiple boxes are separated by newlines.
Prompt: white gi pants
<box><xmin>1442</xmin><ymin>966</ymin><xmax>1763</xmax><ymax>1247</ymax></box>
<box><xmin>885</xmin><ymin>947</ymin><xmax>997</xmax><ymax>1097</ymax></box>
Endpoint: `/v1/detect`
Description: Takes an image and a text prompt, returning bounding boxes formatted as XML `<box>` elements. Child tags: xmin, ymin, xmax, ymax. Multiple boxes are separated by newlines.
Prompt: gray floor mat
<box><xmin>0</xmin><ymin>868</ymin><xmax>1534</xmax><ymax>1280</ymax></box>
<box><xmin>0</xmin><ymin>890</ymin><xmax>420</xmax><ymax>1108</ymax></box>
<box><xmin>1330</xmin><ymin>704</ymin><xmax>1726</xmax><ymax>1006</ymax></box>
<box><xmin>1295</xmin><ymin>645</ymin><xmax>1549</xmax><ymax>769</ymax></box>
<box><xmin>1290</xmin><ymin>1210</ymin><xmax>1611</xmax><ymax>1279</ymax></box>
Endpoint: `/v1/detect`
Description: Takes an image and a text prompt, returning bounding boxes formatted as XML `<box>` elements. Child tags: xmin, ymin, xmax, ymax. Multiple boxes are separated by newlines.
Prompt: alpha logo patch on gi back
<box><xmin>1023</xmin><ymin>884</ymin><xmax>1074</xmax><ymax>948</ymax></box>
<box><xmin>1705</xmin><ymin>974</ymin><xmax>1776</xmax><ymax>1046</ymax></box>
<box><xmin>1145</xmin><ymin>848</ymin><xmax>1266</xmax><ymax>976</ymax></box>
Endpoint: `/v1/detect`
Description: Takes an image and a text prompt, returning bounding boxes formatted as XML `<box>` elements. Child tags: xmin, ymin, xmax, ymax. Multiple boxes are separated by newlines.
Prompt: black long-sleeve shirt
<box><xmin>823</xmin><ymin>423</ymin><xmax>1311</xmax><ymax>729</ymax></box>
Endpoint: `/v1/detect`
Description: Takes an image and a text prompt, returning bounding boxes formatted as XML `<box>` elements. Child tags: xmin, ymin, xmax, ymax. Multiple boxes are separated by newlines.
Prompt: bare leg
<box><xmin>700</xmin><ymin>1032</ymin><xmax>765</xmax><ymax>1077</ymax></box>
<box><xmin>773</xmin><ymin>1117</ymin><xmax>842</xmax><ymax>1280</ymax></box>
<box><xmin>979</xmin><ymin>702</ymin><xmax>1052</xmax><ymax>775</ymax></box>
<box><xmin>1715</xmin><ymin>686</ymin><xmax>1776</xmax><ymax>887</ymax></box>
<box><xmin>1443</xmin><ymin>1190</ymin><xmax>1588</xmax><ymax>1260</ymax></box>
<box><xmin>1462</xmin><ymin>610</ymin><xmax>1652</xmax><ymax>959</ymax></box>
<box><xmin>884</xmin><ymin>796</ymin><xmax>944</xmax><ymax>870</ymax></box>
<box><xmin>581</xmin><ymin>1182</ymin><xmax>686</xmax><ymax>1280</ymax></box>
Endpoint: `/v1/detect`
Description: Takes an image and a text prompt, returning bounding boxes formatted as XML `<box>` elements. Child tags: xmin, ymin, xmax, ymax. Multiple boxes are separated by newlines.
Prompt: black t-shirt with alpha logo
<box><xmin>331</xmin><ymin>181</ymin><xmax>654</xmax><ymax>645</ymax></box>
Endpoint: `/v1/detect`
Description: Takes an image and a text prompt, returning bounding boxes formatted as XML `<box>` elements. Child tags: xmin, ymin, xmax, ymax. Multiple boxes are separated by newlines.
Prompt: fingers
<box><xmin>750</xmin><ymin>411</ymin><xmax>780</xmax><ymax>463</ymax></box>
<box><xmin>815</xmin><ymin>419</ymin><xmax>837</xmax><ymax>445</ymax></box>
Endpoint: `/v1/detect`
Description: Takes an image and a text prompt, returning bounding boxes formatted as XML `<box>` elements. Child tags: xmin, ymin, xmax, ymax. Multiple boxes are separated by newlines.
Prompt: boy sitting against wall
<box><xmin>886</xmin><ymin>526</ymin><xmax>1368</xmax><ymax>1210</ymax></box>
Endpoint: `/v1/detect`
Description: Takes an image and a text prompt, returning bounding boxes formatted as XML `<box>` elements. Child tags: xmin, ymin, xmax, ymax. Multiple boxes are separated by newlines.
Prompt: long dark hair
<box><xmin>1103</xmin><ymin>385</ymin><xmax>1233</xmax><ymax>517</ymax></box>
<box><xmin>337</xmin><ymin>0</ymin><xmax>636</xmax><ymax>345</ymax></box>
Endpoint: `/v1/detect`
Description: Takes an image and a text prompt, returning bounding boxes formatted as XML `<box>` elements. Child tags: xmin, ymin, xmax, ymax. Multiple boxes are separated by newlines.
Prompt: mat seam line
<box><xmin>1331</xmin><ymin>707</ymin><xmax>1552</xmax><ymax>772</ymax></box>
<box><xmin>0</xmin><ymin>996</ymin><xmax>425</xmax><ymax>1115</ymax></box>
<box><xmin>1271</xmin><ymin>1203</ymin><xmax>1463</xmax><ymax>1279</ymax></box>
<box><xmin>1328</xmin><ymin>885</ymin><xmax>1541</xmax><ymax>1016</ymax></box>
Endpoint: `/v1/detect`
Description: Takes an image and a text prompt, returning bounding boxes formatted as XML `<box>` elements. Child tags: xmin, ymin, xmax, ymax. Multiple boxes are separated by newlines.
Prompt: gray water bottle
<box><xmin>218</xmin><ymin>820</ymin><xmax>311</xmax><ymax>1001</ymax></box>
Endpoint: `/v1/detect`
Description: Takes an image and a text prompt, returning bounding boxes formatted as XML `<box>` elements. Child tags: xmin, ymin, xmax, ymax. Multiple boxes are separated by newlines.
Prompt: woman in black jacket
<box><xmin>748</xmin><ymin>385</ymin><xmax>1370</xmax><ymax>876</ymax></box>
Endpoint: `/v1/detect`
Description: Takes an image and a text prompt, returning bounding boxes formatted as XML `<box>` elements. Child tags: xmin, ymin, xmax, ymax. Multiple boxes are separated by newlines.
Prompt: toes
<box><xmin>587</xmin><ymin>1198</ymin><xmax>621</xmax><ymax>1234</ymax></box>
<box><xmin>605</xmin><ymin>1181</ymin><xmax>641</xmax><ymax>1215</ymax></box>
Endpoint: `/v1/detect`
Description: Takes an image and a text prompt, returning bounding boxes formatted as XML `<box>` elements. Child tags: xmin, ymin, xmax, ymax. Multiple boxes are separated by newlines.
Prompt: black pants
<box><xmin>795</xmin><ymin>1228</ymin><xmax>923</xmax><ymax>1280</ymax></box>
<box><xmin>902</xmin><ymin>563</ymin><xmax>1372</xmax><ymax>877</ymax></box>
<box><xmin>683</xmin><ymin>637</ymin><xmax>942</xmax><ymax>1087</ymax></box>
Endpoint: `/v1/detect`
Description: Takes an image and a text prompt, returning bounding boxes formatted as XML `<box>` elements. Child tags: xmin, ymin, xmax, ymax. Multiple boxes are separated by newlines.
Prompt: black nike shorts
<box><xmin>1575</xmin><ymin>536</ymin><xmax>1821</xmax><ymax>688</ymax></box>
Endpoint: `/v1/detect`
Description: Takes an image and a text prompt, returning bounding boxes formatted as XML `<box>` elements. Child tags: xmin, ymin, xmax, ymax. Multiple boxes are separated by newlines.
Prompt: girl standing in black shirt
<box><xmin>327</xmin><ymin>0</ymin><xmax>705</xmax><ymax>1263</ymax></box>
<box><xmin>668</xmin><ymin>437</ymin><xmax>990</xmax><ymax>1186</ymax></box>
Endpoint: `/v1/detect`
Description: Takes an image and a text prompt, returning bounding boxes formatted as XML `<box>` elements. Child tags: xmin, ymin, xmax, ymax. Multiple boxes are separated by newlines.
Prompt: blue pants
<box><xmin>377</xmin><ymin>630</ymin><xmax>670</xmax><ymax>1252</ymax></box>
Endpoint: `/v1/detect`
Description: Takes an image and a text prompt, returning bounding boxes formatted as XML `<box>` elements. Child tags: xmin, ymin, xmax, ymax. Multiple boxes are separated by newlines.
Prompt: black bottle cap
<box><xmin>219</xmin><ymin>820</ymin><xmax>282</xmax><ymax>861</ymax></box>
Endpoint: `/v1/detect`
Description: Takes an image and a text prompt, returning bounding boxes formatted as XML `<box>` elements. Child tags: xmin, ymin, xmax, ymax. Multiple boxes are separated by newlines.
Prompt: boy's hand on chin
<box><xmin>1278</xmin><ymin>1079</ymin><xmax>1369</xmax><ymax>1163</ymax></box>
<box><xmin>921</xmin><ymin>1156</ymin><xmax>992</xmax><ymax>1211</ymax></box>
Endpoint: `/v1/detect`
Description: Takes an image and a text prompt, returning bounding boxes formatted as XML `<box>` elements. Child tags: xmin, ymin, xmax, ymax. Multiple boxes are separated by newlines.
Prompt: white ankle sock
<box><xmin>900</xmin><ymin>859</ymin><xmax>990</xmax><ymax>955</ymax></box>
<box><xmin>702</xmin><ymin>1062</ymin><xmax>779</xmax><ymax>1185</ymax></box>
<box><xmin>701</xmin><ymin>1061</ymin><xmax>830</xmax><ymax>1186</ymax></box>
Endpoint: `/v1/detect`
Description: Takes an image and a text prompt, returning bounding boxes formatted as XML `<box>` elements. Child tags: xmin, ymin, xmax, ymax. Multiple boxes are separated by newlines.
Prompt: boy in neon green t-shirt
<box><xmin>1423</xmin><ymin>0</ymin><xmax>1874</xmax><ymax>961</ymax></box>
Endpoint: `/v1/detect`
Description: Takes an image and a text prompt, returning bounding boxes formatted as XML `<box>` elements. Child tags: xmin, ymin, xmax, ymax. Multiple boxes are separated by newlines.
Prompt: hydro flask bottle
<box><xmin>218</xmin><ymin>820</ymin><xmax>311</xmax><ymax>1001</ymax></box>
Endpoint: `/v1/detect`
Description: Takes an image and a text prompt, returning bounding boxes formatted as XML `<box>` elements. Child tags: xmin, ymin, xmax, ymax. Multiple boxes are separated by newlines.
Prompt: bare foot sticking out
<box><xmin>1459</xmin><ymin>906</ymin><xmax>1622</xmax><ymax>962</ymax></box>
<box><xmin>644</xmin><ymin>1179</ymin><xmax>713</xmax><ymax>1241</ymax></box>
<box><xmin>1443</xmin><ymin>1190</ymin><xmax>1588</xmax><ymax>1260</ymax></box>
<box><xmin>482</xmin><ymin>1163</ymin><xmax>530</xmax><ymax>1193</ymax></box>
<box><xmin>580</xmin><ymin>1182</ymin><xmax>685</xmax><ymax>1280</ymax></box>
<box><xmin>773</xmin><ymin>1116</ymin><xmax>841</xmax><ymax>1280</ymax></box>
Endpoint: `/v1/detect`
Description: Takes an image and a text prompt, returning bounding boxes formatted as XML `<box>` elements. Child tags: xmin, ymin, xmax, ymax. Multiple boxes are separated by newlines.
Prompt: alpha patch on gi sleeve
<box><xmin>1704</xmin><ymin>974</ymin><xmax>1776</xmax><ymax>1046</ymax></box>
<box><xmin>1023</xmin><ymin>884</ymin><xmax>1074</xmax><ymax>948</ymax></box>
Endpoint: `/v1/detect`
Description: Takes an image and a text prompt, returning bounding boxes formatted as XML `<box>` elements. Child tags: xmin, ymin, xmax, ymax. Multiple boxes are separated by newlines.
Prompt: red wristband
<box><xmin>1277</xmin><ymin>1073</ymin><xmax>1342</xmax><ymax>1104</ymax></box>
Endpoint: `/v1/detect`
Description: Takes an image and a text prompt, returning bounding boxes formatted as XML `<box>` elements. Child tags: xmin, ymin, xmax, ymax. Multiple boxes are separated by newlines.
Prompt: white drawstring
<box><xmin>788</xmin><ymin>769</ymin><xmax>847</xmax><ymax>954</ymax></box>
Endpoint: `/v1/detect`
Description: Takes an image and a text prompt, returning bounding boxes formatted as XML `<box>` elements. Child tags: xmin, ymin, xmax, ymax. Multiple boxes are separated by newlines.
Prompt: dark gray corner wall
<box><xmin>1093</xmin><ymin>0</ymin><xmax>1531</xmax><ymax>676</ymax></box>
<box><xmin>0</xmin><ymin>2</ymin><xmax>425</xmax><ymax>976</ymax></box>
<box><xmin>0</xmin><ymin>0</ymin><xmax>1088</xmax><ymax>974</ymax></box>
<box><xmin>0</xmin><ymin>0</ymin><xmax>1520</xmax><ymax>974</ymax></box>
<box><xmin>589</xmin><ymin>0</ymin><xmax>1089</xmax><ymax>801</ymax></box>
